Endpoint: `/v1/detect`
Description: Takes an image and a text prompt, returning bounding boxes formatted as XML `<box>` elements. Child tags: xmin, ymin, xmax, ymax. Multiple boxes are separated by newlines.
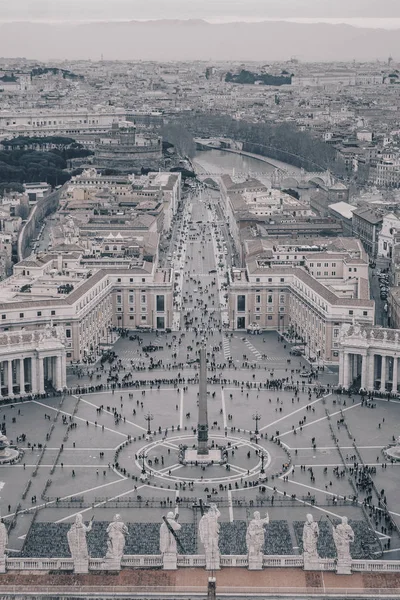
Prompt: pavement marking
<box><xmin>32</xmin><ymin>400</ymin><xmax>128</xmax><ymax>438</ymax></box>
<box><xmin>221</xmin><ymin>388</ymin><xmax>227</xmax><ymax>429</ymax></box>
<box><xmin>279</xmin><ymin>403</ymin><xmax>361</xmax><ymax>437</ymax></box>
<box><xmin>179</xmin><ymin>388</ymin><xmax>184</xmax><ymax>429</ymax></box>
<box><xmin>259</xmin><ymin>394</ymin><xmax>328</xmax><ymax>432</ymax></box>
<box><xmin>79</xmin><ymin>397</ymin><xmax>147</xmax><ymax>432</ymax></box>
<box><xmin>55</xmin><ymin>484</ymin><xmax>148</xmax><ymax>523</ymax></box>
<box><xmin>3</xmin><ymin>476</ymin><xmax>127</xmax><ymax>520</ymax></box>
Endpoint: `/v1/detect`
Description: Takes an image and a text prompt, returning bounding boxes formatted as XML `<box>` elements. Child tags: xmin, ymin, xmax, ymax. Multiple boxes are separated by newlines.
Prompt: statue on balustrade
<box><xmin>67</xmin><ymin>513</ymin><xmax>93</xmax><ymax>573</ymax></box>
<box><xmin>199</xmin><ymin>503</ymin><xmax>221</xmax><ymax>571</ymax></box>
<box><xmin>246</xmin><ymin>511</ymin><xmax>269</xmax><ymax>570</ymax></box>
<box><xmin>302</xmin><ymin>513</ymin><xmax>320</xmax><ymax>569</ymax></box>
<box><xmin>0</xmin><ymin>511</ymin><xmax>8</xmax><ymax>573</ymax></box>
<box><xmin>332</xmin><ymin>516</ymin><xmax>354</xmax><ymax>574</ymax></box>
<box><xmin>160</xmin><ymin>511</ymin><xmax>182</xmax><ymax>570</ymax></box>
<box><xmin>105</xmin><ymin>514</ymin><xmax>128</xmax><ymax>568</ymax></box>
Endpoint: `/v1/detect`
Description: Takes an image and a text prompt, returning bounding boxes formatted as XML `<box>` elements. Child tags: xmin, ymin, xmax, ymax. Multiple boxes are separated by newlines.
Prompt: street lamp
<box><xmin>252</xmin><ymin>412</ymin><xmax>262</xmax><ymax>436</ymax></box>
<box><xmin>145</xmin><ymin>412</ymin><xmax>154</xmax><ymax>435</ymax></box>
<box><xmin>138</xmin><ymin>452</ymin><xmax>148</xmax><ymax>481</ymax></box>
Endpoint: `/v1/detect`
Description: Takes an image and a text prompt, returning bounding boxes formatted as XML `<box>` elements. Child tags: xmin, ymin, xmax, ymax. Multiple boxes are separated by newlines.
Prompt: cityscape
<box><xmin>0</xmin><ymin>4</ymin><xmax>400</xmax><ymax>599</ymax></box>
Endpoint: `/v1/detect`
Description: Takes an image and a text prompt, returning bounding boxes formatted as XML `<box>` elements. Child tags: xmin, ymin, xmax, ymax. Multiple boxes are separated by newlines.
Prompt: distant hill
<box><xmin>0</xmin><ymin>20</ymin><xmax>398</xmax><ymax>61</ymax></box>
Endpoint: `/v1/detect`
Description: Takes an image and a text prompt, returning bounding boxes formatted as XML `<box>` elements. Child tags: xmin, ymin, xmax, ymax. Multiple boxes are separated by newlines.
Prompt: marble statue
<box><xmin>67</xmin><ymin>514</ymin><xmax>93</xmax><ymax>573</ymax></box>
<box><xmin>0</xmin><ymin>512</ymin><xmax>8</xmax><ymax>573</ymax></box>
<box><xmin>199</xmin><ymin>504</ymin><xmax>221</xmax><ymax>571</ymax></box>
<box><xmin>302</xmin><ymin>514</ymin><xmax>320</xmax><ymax>569</ymax></box>
<box><xmin>104</xmin><ymin>514</ymin><xmax>128</xmax><ymax>568</ymax></box>
<box><xmin>160</xmin><ymin>511</ymin><xmax>182</xmax><ymax>570</ymax></box>
<box><xmin>246</xmin><ymin>511</ymin><xmax>269</xmax><ymax>570</ymax></box>
<box><xmin>332</xmin><ymin>516</ymin><xmax>354</xmax><ymax>574</ymax></box>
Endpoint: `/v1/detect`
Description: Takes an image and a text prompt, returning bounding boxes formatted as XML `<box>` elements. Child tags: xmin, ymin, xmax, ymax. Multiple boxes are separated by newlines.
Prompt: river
<box><xmin>192</xmin><ymin>148</ymin><xmax>276</xmax><ymax>180</ymax></box>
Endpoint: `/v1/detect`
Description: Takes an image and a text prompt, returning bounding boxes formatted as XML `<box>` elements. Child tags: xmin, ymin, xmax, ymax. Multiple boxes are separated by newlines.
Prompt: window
<box><xmin>324</xmin><ymin>263</ymin><xmax>328</xmax><ymax>267</ymax></box>
<box><xmin>117</xmin><ymin>278</ymin><xmax>121</xmax><ymax>282</ymax></box>
<box><xmin>332</xmin><ymin>263</ymin><xmax>336</xmax><ymax>267</ymax></box>
<box><xmin>256</xmin><ymin>295</ymin><xmax>261</xmax><ymax>304</ymax></box>
<box><xmin>268</xmin><ymin>316</ymin><xmax>273</xmax><ymax>320</ymax></box>
<box><xmin>156</xmin><ymin>295</ymin><xmax>165</xmax><ymax>312</ymax></box>
<box><xmin>280</xmin><ymin>278</ymin><xmax>284</xmax><ymax>283</ymax></box>
<box><xmin>1</xmin><ymin>315</ymin><xmax>5</xmax><ymax>320</ymax></box>
<box><xmin>333</xmin><ymin>328</ymin><xmax>339</xmax><ymax>338</ymax></box>
<box><xmin>51</xmin><ymin>310</ymin><xmax>56</xmax><ymax>316</ymax></box>
<box><xmin>332</xmin><ymin>271</ymin><xmax>336</xmax><ymax>276</ymax></box>
<box><xmin>333</xmin><ymin>351</ymin><xmax>339</xmax><ymax>357</ymax></box>
<box><xmin>67</xmin><ymin>352</ymin><xmax>72</xmax><ymax>358</ymax></box>
<box><xmin>324</xmin><ymin>271</ymin><xmax>328</xmax><ymax>276</ymax></box>
<box><xmin>279</xmin><ymin>307</ymin><xmax>285</xmax><ymax>312</ymax></box>
<box><xmin>141</xmin><ymin>295</ymin><xmax>146</xmax><ymax>304</ymax></box>
<box><xmin>256</xmin><ymin>278</ymin><xmax>260</xmax><ymax>283</ymax></box>
<box><xmin>237</xmin><ymin>295</ymin><xmax>246</xmax><ymax>312</ymax></box>
<box><xmin>130</xmin><ymin>316</ymin><xmax>134</xmax><ymax>320</ymax></box>
<box><xmin>129</xmin><ymin>295</ymin><xmax>134</xmax><ymax>304</ymax></box>
<box><xmin>349</xmin><ymin>310</ymin><xmax>353</xmax><ymax>315</ymax></box>
<box><xmin>317</xmin><ymin>271</ymin><xmax>321</xmax><ymax>276</ymax></box>
<box><xmin>117</xmin><ymin>295</ymin><xmax>122</xmax><ymax>304</ymax></box>
<box><xmin>117</xmin><ymin>307</ymin><xmax>122</xmax><ymax>312</ymax></box>
<box><xmin>363</xmin><ymin>311</ymin><xmax>368</xmax><ymax>316</ymax></box>
<box><xmin>20</xmin><ymin>313</ymin><xmax>24</xmax><ymax>318</ymax></box>
<box><xmin>309</xmin><ymin>263</ymin><xmax>314</xmax><ymax>267</ymax></box>
<box><xmin>317</xmin><ymin>263</ymin><xmax>321</xmax><ymax>267</ymax></box>
<box><xmin>141</xmin><ymin>315</ymin><xmax>146</xmax><ymax>321</ymax></box>
<box><xmin>142</xmin><ymin>278</ymin><xmax>145</xmax><ymax>283</ymax></box>
<box><xmin>268</xmin><ymin>295</ymin><xmax>273</xmax><ymax>304</ymax></box>
<box><xmin>255</xmin><ymin>307</ymin><xmax>260</xmax><ymax>312</ymax></box>
<box><xmin>280</xmin><ymin>295</ymin><xmax>285</xmax><ymax>304</ymax></box>
<box><xmin>268</xmin><ymin>278</ymin><xmax>272</xmax><ymax>283</ymax></box>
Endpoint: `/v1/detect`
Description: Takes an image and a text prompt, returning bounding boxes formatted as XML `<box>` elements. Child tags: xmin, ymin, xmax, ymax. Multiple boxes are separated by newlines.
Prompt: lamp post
<box><xmin>138</xmin><ymin>452</ymin><xmax>147</xmax><ymax>481</ymax></box>
<box><xmin>145</xmin><ymin>412</ymin><xmax>154</xmax><ymax>436</ymax></box>
<box><xmin>252</xmin><ymin>412</ymin><xmax>261</xmax><ymax>436</ymax></box>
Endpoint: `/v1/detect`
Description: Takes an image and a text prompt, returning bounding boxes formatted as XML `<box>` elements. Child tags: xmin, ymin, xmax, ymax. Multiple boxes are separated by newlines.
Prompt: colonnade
<box><xmin>339</xmin><ymin>351</ymin><xmax>400</xmax><ymax>392</ymax></box>
<box><xmin>0</xmin><ymin>354</ymin><xmax>66</xmax><ymax>398</ymax></box>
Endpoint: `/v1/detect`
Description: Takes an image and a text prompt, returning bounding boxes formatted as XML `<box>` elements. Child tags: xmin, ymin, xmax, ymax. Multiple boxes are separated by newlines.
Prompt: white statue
<box><xmin>246</xmin><ymin>511</ymin><xmax>269</xmax><ymax>570</ymax></box>
<box><xmin>199</xmin><ymin>504</ymin><xmax>221</xmax><ymax>570</ymax></box>
<box><xmin>302</xmin><ymin>514</ymin><xmax>320</xmax><ymax>568</ymax></box>
<box><xmin>332</xmin><ymin>516</ymin><xmax>354</xmax><ymax>574</ymax></box>
<box><xmin>246</xmin><ymin>511</ymin><xmax>269</xmax><ymax>557</ymax></box>
<box><xmin>160</xmin><ymin>511</ymin><xmax>182</xmax><ymax>570</ymax></box>
<box><xmin>105</xmin><ymin>514</ymin><xmax>128</xmax><ymax>563</ymax></box>
<box><xmin>0</xmin><ymin>512</ymin><xmax>8</xmax><ymax>573</ymax></box>
<box><xmin>67</xmin><ymin>514</ymin><xmax>93</xmax><ymax>573</ymax></box>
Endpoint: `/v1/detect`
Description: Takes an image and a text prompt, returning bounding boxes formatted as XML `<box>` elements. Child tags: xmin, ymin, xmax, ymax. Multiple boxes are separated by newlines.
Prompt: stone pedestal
<box><xmin>162</xmin><ymin>552</ymin><xmax>178</xmax><ymax>570</ymax></box>
<box><xmin>336</xmin><ymin>559</ymin><xmax>352</xmax><ymax>575</ymax></box>
<box><xmin>205</xmin><ymin>552</ymin><xmax>220</xmax><ymax>571</ymax></box>
<box><xmin>248</xmin><ymin>553</ymin><xmax>263</xmax><ymax>570</ymax></box>
<box><xmin>103</xmin><ymin>557</ymin><xmax>121</xmax><ymax>571</ymax></box>
<box><xmin>303</xmin><ymin>557</ymin><xmax>320</xmax><ymax>571</ymax></box>
<box><xmin>0</xmin><ymin>557</ymin><xmax>5</xmax><ymax>573</ymax></box>
<box><xmin>73</xmin><ymin>559</ymin><xmax>89</xmax><ymax>574</ymax></box>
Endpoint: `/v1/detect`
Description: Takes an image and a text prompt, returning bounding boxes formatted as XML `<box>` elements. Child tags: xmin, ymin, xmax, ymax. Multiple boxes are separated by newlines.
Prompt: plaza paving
<box><xmin>0</xmin><ymin>191</ymin><xmax>399</xmax><ymax>562</ymax></box>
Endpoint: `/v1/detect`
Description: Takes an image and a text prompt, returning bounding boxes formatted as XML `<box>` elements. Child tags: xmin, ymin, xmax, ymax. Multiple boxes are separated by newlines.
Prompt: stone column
<box><xmin>380</xmin><ymin>355</ymin><xmax>387</xmax><ymax>393</ymax></box>
<box><xmin>19</xmin><ymin>358</ymin><xmax>25</xmax><ymax>395</ymax></box>
<box><xmin>7</xmin><ymin>360</ymin><xmax>13</xmax><ymax>397</ymax></box>
<box><xmin>56</xmin><ymin>355</ymin><xmax>62</xmax><ymax>391</ymax></box>
<box><xmin>31</xmin><ymin>357</ymin><xmax>37</xmax><ymax>394</ymax></box>
<box><xmin>393</xmin><ymin>357</ymin><xmax>398</xmax><ymax>393</ymax></box>
<box><xmin>367</xmin><ymin>355</ymin><xmax>375</xmax><ymax>391</ymax></box>
<box><xmin>343</xmin><ymin>353</ymin><xmax>351</xmax><ymax>388</ymax></box>
<box><xmin>0</xmin><ymin>361</ymin><xmax>3</xmax><ymax>399</ymax></box>
<box><xmin>361</xmin><ymin>354</ymin><xmax>368</xmax><ymax>389</ymax></box>
<box><xmin>61</xmin><ymin>354</ymin><xmax>67</xmax><ymax>388</ymax></box>
<box><xmin>338</xmin><ymin>352</ymin><xmax>345</xmax><ymax>386</ymax></box>
<box><xmin>38</xmin><ymin>357</ymin><xmax>45</xmax><ymax>394</ymax></box>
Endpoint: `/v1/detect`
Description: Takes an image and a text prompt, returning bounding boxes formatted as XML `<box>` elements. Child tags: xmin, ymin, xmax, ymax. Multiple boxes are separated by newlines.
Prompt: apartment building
<box><xmin>228</xmin><ymin>238</ymin><xmax>374</xmax><ymax>363</ymax></box>
<box><xmin>0</xmin><ymin>251</ymin><xmax>173</xmax><ymax>363</ymax></box>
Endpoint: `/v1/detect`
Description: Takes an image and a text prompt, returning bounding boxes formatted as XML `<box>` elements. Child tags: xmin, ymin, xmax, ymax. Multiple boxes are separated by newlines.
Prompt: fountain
<box><xmin>0</xmin><ymin>433</ymin><xmax>20</xmax><ymax>464</ymax></box>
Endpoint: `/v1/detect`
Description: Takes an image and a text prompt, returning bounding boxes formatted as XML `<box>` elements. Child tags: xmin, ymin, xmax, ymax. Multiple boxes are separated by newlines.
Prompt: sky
<box><xmin>0</xmin><ymin>0</ymin><xmax>399</xmax><ymax>24</ymax></box>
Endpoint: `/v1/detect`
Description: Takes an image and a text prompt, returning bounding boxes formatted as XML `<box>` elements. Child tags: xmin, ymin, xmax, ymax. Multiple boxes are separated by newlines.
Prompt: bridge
<box><xmin>194</xmin><ymin>138</ymin><xmax>334</xmax><ymax>188</ymax></box>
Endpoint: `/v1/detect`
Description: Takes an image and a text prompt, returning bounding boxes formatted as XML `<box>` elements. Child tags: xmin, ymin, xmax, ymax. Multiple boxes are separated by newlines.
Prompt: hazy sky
<box><xmin>0</xmin><ymin>0</ymin><xmax>399</xmax><ymax>23</ymax></box>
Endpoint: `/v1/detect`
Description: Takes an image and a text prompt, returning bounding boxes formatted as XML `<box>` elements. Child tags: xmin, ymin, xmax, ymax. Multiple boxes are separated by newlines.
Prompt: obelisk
<box><xmin>197</xmin><ymin>340</ymin><xmax>209</xmax><ymax>455</ymax></box>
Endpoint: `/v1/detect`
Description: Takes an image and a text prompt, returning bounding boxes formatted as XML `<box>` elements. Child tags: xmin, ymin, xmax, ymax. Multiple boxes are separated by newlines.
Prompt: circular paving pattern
<box><xmin>116</xmin><ymin>432</ymin><xmax>292</xmax><ymax>487</ymax></box>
